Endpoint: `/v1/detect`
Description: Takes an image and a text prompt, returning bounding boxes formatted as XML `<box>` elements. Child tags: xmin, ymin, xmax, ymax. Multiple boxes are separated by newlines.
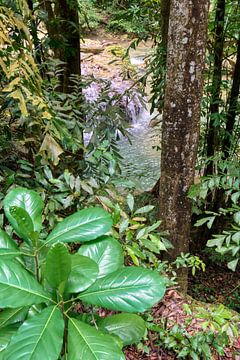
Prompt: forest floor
<box><xmin>124</xmin><ymin>288</ymin><xmax>240</xmax><ymax>359</ymax></box>
<box><xmin>189</xmin><ymin>254</ymin><xmax>240</xmax><ymax>310</ymax></box>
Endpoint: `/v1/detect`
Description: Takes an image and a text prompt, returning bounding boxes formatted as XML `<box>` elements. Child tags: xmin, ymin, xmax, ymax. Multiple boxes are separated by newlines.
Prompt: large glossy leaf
<box><xmin>45</xmin><ymin>243</ymin><xmax>71</xmax><ymax>292</ymax></box>
<box><xmin>78</xmin><ymin>236</ymin><xmax>124</xmax><ymax>278</ymax></box>
<box><xmin>45</xmin><ymin>207</ymin><xmax>112</xmax><ymax>246</ymax></box>
<box><xmin>68</xmin><ymin>318</ymin><xmax>125</xmax><ymax>360</ymax></box>
<box><xmin>0</xmin><ymin>260</ymin><xmax>51</xmax><ymax>308</ymax></box>
<box><xmin>3</xmin><ymin>188</ymin><xmax>44</xmax><ymax>237</ymax></box>
<box><xmin>98</xmin><ymin>314</ymin><xmax>146</xmax><ymax>346</ymax></box>
<box><xmin>4</xmin><ymin>306</ymin><xmax>64</xmax><ymax>360</ymax></box>
<box><xmin>0</xmin><ymin>249</ymin><xmax>21</xmax><ymax>260</ymax></box>
<box><xmin>9</xmin><ymin>206</ymin><xmax>37</xmax><ymax>246</ymax></box>
<box><xmin>65</xmin><ymin>254</ymin><xmax>98</xmax><ymax>293</ymax></box>
<box><xmin>79</xmin><ymin>267</ymin><xmax>166</xmax><ymax>312</ymax></box>
<box><xmin>0</xmin><ymin>324</ymin><xmax>19</xmax><ymax>353</ymax></box>
<box><xmin>0</xmin><ymin>230</ymin><xmax>17</xmax><ymax>250</ymax></box>
<box><xmin>0</xmin><ymin>308</ymin><xmax>28</xmax><ymax>329</ymax></box>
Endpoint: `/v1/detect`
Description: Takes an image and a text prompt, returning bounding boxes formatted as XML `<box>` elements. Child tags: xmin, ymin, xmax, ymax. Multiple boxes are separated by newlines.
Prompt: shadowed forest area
<box><xmin>0</xmin><ymin>0</ymin><xmax>240</xmax><ymax>359</ymax></box>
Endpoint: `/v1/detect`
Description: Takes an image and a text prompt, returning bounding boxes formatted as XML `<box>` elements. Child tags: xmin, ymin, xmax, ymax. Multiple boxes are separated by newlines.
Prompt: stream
<box><xmin>117</xmin><ymin>49</ymin><xmax>161</xmax><ymax>191</ymax></box>
<box><xmin>82</xmin><ymin>39</ymin><xmax>161</xmax><ymax>191</ymax></box>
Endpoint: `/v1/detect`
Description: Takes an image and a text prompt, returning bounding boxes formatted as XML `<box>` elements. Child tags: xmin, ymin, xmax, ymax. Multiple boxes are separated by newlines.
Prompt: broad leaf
<box><xmin>0</xmin><ymin>249</ymin><xmax>21</xmax><ymax>259</ymax></box>
<box><xmin>0</xmin><ymin>324</ymin><xmax>19</xmax><ymax>353</ymax></box>
<box><xmin>79</xmin><ymin>267</ymin><xmax>165</xmax><ymax>312</ymax></box>
<box><xmin>3</xmin><ymin>188</ymin><xmax>44</xmax><ymax>237</ymax></box>
<box><xmin>68</xmin><ymin>318</ymin><xmax>125</xmax><ymax>360</ymax></box>
<box><xmin>65</xmin><ymin>254</ymin><xmax>98</xmax><ymax>293</ymax></box>
<box><xmin>98</xmin><ymin>313</ymin><xmax>146</xmax><ymax>346</ymax></box>
<box><xmin>78</xmin><ymin>237</ymin><xmax>124</xmax><ymax>278</ymax></box>
<box><xmin>45</xmin><ymin>207</ymin><xmax>112</xmax><ymax>245</ymax></box>
<box><xmin>227</xmin><ymin>258</ymin><xmax>238</xmax><ymax>272</ymax></box>
<box><xmin>126</xmin><ymin>194</ymin><xmax>134</xmax><ymax>212</ymax></box>
<box><xmin>45</xmin><ymin>243</ymin><xmax>71</xmax><ymax>292</ymax></box>
<box><xmin>0</xmin><ymin>230</ymin><xmax>17</xmax><ymax>250</ymax></box>
<box><xmin>9</xmin><ymin>206</ymin><xmax>37</xmax><ymax>246</ymax></box>
<box><xmin>134</xmin><ymin>205</ymin><xmax>154</xmax><ymax>215</ymax></box>
<box><xmin>4</xmin><ymin>306</ymin><xmax>64</xmax><ymax>360</ymax></box>
<box><xmin>0</xmin><ymin>307</ymin><xmax>28</xmax><ymax>329</ymax></box>
<box><xmin>0</xmin><ymin>260</ymin><xmax>51</xmax><ymax>308</ymax></box>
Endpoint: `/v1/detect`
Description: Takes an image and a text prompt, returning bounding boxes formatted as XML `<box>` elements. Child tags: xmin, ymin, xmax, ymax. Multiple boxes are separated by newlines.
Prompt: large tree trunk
<box><xmin>159</xmin><ymin>0</ymin><xmax>209</xmax><ymax>292</ymax></box>
<box><xmin>205</xmin><ymin>0</ymin><xmax>225</xmax><ymax>175</ymax></box>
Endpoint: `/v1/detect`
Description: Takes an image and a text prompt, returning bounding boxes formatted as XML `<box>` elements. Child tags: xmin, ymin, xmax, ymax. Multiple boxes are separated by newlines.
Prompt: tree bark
<box><xmin>160</xmin><ymin>0</ymin><xmax>171</xmax><ymax>51</ymax></box>
<box><xmin>55</xmin><ymin>0</ymin><xmax>81</xmax><ymax>92</ymax></box>
<box><xmin>40</xmin><ymin>0</ymin><xmax>81</xmax><ymax>93</ymax></box>
<box><xmin>205</xmin><ymin>0</ymin><xmax>225</xmax><ymax>175</ymax></box>
<box><xmin>159</xmin><ymin>0</ymin><xmax>209</xmax><ymax>292</ymax></box>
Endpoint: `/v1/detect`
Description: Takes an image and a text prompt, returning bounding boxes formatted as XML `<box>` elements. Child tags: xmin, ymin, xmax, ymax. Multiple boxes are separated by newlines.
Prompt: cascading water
<box><xmin>117</xmin><ymin>105</ymin><xmax>161</xmax><ymax>191</ymax></box>
<box><xmin>116</xmin><ymin>52</ymin><xmax>161</xmax><ymax>191</ymax></box>
<box><xmin>82</xmin><ymin>45</ymin><xmax>161</xmax><ymax>191</ymax></box>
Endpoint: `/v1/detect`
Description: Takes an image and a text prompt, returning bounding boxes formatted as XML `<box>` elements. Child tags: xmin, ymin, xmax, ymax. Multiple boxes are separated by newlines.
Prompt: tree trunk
<box><xmin>159</xmin><ymin>0</ymin><xmax>209</xmax><ymax>292</ymax></box>
<box><xmin>40</xmin><ymin>0</ymin><xmax>81</xmax><ymax>93</ymax></box>
<box><xmin>223</xmin><ymin>37</ymin><xmax>240</xmax><ymax>158</ymax></box>
<box><xmin>205</xmin><ymin>0</ymin><xmax>225</xmax><ymax>175</ymax></box>
<box><xmin>161</xmin><ymin>0</ymin><xmax>171</xmax><ymax>51</ymax></box>
<box><xmin>27</xmin><ymin>0</ymin><xmax>42</xmax><ymax>67</ymax></box>
<box><xmin>55</xmin><ymin>0</ymin><xmax>81</xmax><ymax>92</ymax></box>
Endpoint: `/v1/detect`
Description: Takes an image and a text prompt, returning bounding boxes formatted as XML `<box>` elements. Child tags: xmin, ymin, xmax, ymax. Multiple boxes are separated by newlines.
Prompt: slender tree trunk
<box><xmin>55</xmin><ymin>0</ymin><xmax>81</xmax><ymax>92</ymax></box>
<box><xmin>40</xmin><ymin>0</ymin><xmax>81</xmax><ymax>93</ymax></box>
<box><xmin>159</xmin><ymin>0</ymin><xmax>209</xmax><ymax>292</ymax></box>
<box><xmin>161</xmin><ymin>0</ymin><xmax>171</xmax><ymax>51</ymax></box>
<box><xmin>205</xmin><ymin>0</ymin><xmax>225</xmax><ymax>175</ymax></box>
<box><xmin>27</xmin><ymin>0</ymin><xmax>42</xmax><ymax>67</ymax></box>
<box><xmin>40</xmin><ymin>0</ymin><xmax>56</xmax><ymax>42</ymax></box>
<box><xmin>223</xmin><ymin>37</ymin><xmax>240</xmax><ymax>158</ymax></box>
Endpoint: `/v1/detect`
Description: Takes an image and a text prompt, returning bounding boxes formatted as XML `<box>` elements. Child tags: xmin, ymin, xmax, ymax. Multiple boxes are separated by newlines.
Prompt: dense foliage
<box><xmin>0</xmin><ymin>0</ymin><xmax>239</xmax><ymax>358</ymax></box>
<box><xmin>0</xmin><ymin>187</ymin><xmax>165</xmax><ymax>359</ymax></box>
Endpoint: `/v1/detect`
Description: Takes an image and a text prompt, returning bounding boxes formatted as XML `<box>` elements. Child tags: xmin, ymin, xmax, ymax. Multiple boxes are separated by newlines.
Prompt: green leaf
<box><xmin>65</xmin><ymin>254</ymin><xmax>98</xmax><ymax>293</ymax></box>
<box><xmin>3</xmin><ymin>188</ymin><xmax>44</xmax><ymax>236</ymax></box>
<box><xmin>68</xmin><ymin>318</ymin><xmax>125</xmax><ymax>360</ymax></box>
<box><xmin>78</xmin><ymin>237</ymin><xmax>124</xmax><ymax>278</ymax></box>
<box><xmin>0</xmin><ymin>308</ymin><xmax>28</xmax><ymax>329</ymax></box>
<box><xmin>98</xmin><ymin>313</ymin><xmax>145</xmax><ymax>346</ymax></box>
<box><xmin>134</xmin><ymin>205</ymin><xmax>154</xmax><ymax>215</ymax></box>
<box><xmin>9</xmin><ymin>206</ymin><xmax>37</xmax><ymax>246</ymax></box>
<box><xmin>126</xmin><ymin>194</ymin><xmax>134</xmax><ymax>212</ymax></box>
<box><xmin>79</xmin><ymin>267</ymin><xmax>165</xmax><ymax>313</ymax></box>
<box><xmin>4</xmin><ymin>306</ymin><xmax>64</xmax><ymax>360</ymax></box>
<box><xmin>45</xmin><ymin>243</ymin><xmax>71</xmax><ymax>292</ymax></box>
<box><xmin>0</xmin><ymin>260</ymin><xmax>51</xmax><ymax>308</ymax></box>
<box><xmin>0</xmin><ymin>230</ymin><xmax>17</xmax><ymax>250</ymax></box>
<box><xmin>0</xmin><ymin>249</ymin><xmax>21</xmax><ymax>259</ymax></box>
<box><xmin>0</xmin><ymin>324</ymin><xmax>19</xmax><ymax>353</ymax></box>
<box><xmin>45</xmin><ymin>208</ymin><xmax>112</xmax><ymax>246</ymax></box>
<box><xmin>234</xmin><ymin>211</ymin><xmax>240</xmax><ymax>225</ymax></box>
<box><xmin>227</xmin><ymin>258</ymin><xmax>238</xmax><ymax>271</ymax></box>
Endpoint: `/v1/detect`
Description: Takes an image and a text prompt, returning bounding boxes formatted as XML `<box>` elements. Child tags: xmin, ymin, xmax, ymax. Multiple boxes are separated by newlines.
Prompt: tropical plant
<box><xmin>97</xmin><ymin>191</ymin><xmax>172</xmax><ymax>267</ymax></box>
<box><xmin>0</xmin><ymin>187</ymin><xmax>166</xmax><ymax>359</ymax></box>
<box><xmin>147</xmin><ymin>303</ymin><xmax>239</xmax><ymax>359</ymax></box>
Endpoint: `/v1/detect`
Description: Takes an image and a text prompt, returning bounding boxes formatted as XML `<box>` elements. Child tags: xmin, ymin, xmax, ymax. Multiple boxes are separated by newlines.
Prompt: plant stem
<box><xmin>34</xmin><ymin>253</ymin><xmax>40</xmax><ymax>281</ymax></box>
<box><xmin>61</xmin><ymin>301</ymin><xmax>68</xmax><ymax>356</ymax></box>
